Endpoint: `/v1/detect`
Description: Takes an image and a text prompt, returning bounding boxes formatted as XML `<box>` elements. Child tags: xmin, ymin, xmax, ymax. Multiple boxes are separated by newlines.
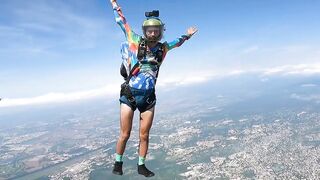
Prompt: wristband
<box><xmin>182</xmin><ymin>35</ymin><xmax>191</xmax><ymax>40</ymax></box>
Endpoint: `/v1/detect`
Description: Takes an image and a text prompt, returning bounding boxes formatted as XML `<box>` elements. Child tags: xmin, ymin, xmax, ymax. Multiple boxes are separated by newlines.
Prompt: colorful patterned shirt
<box><xmin>112</xmin><ymin>2</ymin><xmax>190</xmax><ymax>90</ymax></box>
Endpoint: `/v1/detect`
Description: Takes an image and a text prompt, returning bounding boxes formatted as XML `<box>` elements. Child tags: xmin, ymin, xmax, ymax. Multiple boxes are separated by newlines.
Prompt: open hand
<box><xmin>187</xmin><ymin>27</ymin><xmax>198</xmax><ymax>37</ymax></box>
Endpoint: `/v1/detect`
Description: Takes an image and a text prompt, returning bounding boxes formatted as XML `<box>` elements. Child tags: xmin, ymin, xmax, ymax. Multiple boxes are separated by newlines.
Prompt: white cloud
<box><xmin>228</xmin><ymin>70</ymin><xmax>246</xmax><ymax>76</ymax></box>
<box><xmin>290</xmin><ymin>93</ymin><xmax>320</xmax><ymax>103</ymax></box>
<box><xmin>201</xmin><ymin>42</ymin><xmax>320</xmax><ymax>70</ymax></box>
<box><xmin>0</xmin><ymin>84</ymin><xmax>119</xmax><ymax>108</ymax></box>
<box><xmin>301</xmin><ymin>84</ymin><xmax>317</xmax><ymax>87</ymax></box>
<box><xmin>159</xmin><ymin>63</ymin><xmax>320</xmax><ymax>88</ymax></box>
<box><xmin>242</xmin><ymin>46</ymin><xmax>259</xmax><ymax>54</ymax></box>
<box><xmin>2</xmin><ymin>63</ymin><xmax>320</xmax><ymax>108</ymax></box>
<box><xmin>157</xmin><ymin>71</ymin><xmax>217</xmax><ymax>88</ymax></box>
<box><xmin>1</xmin><ymin>0</ymin><xmax>111</xmax><ymax>55</ymax></box>
<box><xmin>262</xmin><ymin>63</ymin><xmax>320</xmax><ymax>76</ymax></box>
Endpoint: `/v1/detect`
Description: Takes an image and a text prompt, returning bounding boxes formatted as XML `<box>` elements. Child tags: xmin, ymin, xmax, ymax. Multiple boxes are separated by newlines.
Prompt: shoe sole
<box><xmin>112</xmin><ymin>170</ymin><xmax>123</xmax><ymax>175</ymax></box>
<box><xmin>138</xmin><ymin>172</ymin><xmax>155</xmax><ymax>177</ymax></box>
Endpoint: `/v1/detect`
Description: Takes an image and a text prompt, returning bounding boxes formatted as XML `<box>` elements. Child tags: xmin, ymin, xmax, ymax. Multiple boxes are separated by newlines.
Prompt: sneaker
<box><xmin>137</xmin><ymin>164</ymin><xmax>155</xmax><ymax>177</ymax></box>
<box><xmin>112</xmin><ymin>161</ymin><xmax>123</xmax><ymax>175</ymax></box>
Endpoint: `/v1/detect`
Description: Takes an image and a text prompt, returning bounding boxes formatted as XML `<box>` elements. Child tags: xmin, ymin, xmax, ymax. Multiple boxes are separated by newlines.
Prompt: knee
<box><xmin>139</xmin><ymin>133</ymin><xmax>149</xmax><ymax>142</ymax></box>
<box><xmin>119</xmin><ymin>132</ymin><xmax>131</xmax><ymax>142</ymax></box>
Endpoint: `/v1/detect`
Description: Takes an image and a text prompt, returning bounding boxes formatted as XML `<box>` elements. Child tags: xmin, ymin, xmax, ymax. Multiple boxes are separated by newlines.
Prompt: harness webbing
<box><xmin>120</xmin><ymin>38</ymin><xmax>164</xmax><ymax>105</ymax></box>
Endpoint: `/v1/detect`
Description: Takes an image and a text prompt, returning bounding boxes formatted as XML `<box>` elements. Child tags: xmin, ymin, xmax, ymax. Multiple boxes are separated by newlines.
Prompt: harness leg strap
<box><xmin>120</xmin><ymin>83</ymin><xmax>136</xmax><ymax>105</ymax></box>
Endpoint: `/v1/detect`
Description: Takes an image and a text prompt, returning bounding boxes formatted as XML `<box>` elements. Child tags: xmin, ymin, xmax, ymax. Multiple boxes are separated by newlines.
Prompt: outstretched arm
<box><xmin>109</xmin><ymin>0</ymin><xmax>140</xmax><ymax>42</ymax></box>
<box><xmin>164</xmin><ymin>26</ymin><xmax>198</xmax><ymax>51</ymax></box>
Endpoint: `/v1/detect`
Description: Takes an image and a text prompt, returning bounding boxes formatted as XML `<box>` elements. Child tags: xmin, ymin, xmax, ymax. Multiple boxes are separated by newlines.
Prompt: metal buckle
<box><xmin>128</xmin><ymin>96</ymin><xmax>135</xmax><ymax>103</ymax></box>
<box><xmin>146</xmin><ymin>97</ymin><xmax>153</xmax><ymax>104</ymax></box>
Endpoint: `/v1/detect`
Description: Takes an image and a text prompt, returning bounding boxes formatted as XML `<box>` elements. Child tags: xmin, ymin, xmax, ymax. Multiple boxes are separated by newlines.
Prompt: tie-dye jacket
<box><xmin>111</xmin><ymin>2</ymin><xmax>190</xmax><ymax>90</ymax></box>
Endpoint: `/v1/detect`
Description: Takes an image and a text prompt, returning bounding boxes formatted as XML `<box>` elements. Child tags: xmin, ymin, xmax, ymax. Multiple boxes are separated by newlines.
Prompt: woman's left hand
<box><xmin>187</xmin><ymin>27</ymin><xmax>198</xmax><ymax>37</ymax></box>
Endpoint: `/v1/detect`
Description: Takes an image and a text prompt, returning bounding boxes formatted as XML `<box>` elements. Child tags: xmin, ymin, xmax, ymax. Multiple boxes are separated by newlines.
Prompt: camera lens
<box><xmin>152</xmin><ymin>10</ymin><xmax>159</xmax><ymax>17</ymax></box>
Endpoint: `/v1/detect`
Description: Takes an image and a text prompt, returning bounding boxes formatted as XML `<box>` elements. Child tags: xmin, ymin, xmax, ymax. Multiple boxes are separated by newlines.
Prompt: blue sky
<box><xmin>1</xmin><ymin>0</ymin><xmax>320</xmax><ymax>107</ymax></box>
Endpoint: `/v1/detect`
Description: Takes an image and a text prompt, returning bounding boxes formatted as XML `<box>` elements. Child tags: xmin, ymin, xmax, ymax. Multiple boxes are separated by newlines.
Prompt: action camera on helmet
<box><xmin>145</xmin><ymin>10</ymin><xmax>159</xmax><ymax>18</ymax></box>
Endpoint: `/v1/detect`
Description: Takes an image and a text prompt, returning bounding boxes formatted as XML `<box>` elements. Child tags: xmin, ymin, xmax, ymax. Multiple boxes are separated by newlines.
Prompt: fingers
<box><xmin>190</xmin><ymin>27</ymin><xmax>198</xmax><ymax>34</ymax></box>
<box><xmin>187</xmin><ymin>26</ymin><xmax>198</xmax><ymax>37</ymax></box>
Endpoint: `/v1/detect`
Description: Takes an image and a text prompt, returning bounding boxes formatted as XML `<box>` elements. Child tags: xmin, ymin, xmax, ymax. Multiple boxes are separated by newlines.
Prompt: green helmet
<box><xmin>142</xmin><ymin>18</ymin><xmax>165</xmax><ymax>42</ymax></box>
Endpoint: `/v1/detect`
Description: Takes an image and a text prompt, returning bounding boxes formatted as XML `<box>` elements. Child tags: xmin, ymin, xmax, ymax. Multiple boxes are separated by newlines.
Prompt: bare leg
<box><xmin>116</xmin><ymin>103</ymin><xmax>134</xmax><ymax>155</ymax></box>
<box><xmin>137</xmin><ymin>107</ymin><xmax>155</xmax><ymax>177</ymax></box>
<box><xmin>138</xmin><ymin>107</ymin><xmax>155</xmax><ymax>157</ymax></box>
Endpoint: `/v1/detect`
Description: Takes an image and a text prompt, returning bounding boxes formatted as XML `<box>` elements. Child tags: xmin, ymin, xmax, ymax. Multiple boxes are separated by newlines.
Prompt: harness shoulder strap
<box><xmin>155</xmin><ymin>42</ymin><xmax>164</xmax><ymax>64</ymax></box>
<box><xmin>137</xmin><ymin>38</ymin><xmax>147</xmax><ymax>61</ymax></box>
<box><xmin>126</xmin><ymin>39</ymin><xmax>164</xmax><ymax>83</ymax></box>
<box><xmin>125</xmin><ymin>63</ymin><xmax>139</xmax><ymax>84</ymax></box>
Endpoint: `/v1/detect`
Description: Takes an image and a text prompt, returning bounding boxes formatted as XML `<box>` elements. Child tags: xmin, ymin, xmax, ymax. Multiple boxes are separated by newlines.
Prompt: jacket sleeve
<box><xmin>163</xmin><ymin>35</ymin><xmax>190</xmax><ymax>52</ymax></box>
<box><xmin>111</xmin><ymin>2</ymin><xmax>140</xmax><ymax>43</ymax></box>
